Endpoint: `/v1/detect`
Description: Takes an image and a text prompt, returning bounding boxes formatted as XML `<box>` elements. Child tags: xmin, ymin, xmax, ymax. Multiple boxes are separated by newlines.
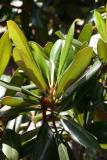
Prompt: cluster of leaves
<box><xmin>0</xmin><ymin>9</ymin><xmax>107</xmax><ymax>160</ymax></box>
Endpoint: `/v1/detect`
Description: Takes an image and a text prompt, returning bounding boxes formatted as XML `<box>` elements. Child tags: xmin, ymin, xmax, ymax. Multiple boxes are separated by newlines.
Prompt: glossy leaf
<box><xmin>58</xmin><ymin>143</ymin><xmax>70</xmax><ymax>160</ymax></box>
<box><xmin>94</xmin><ymin>11</ymin><xmax>106</xmax><ymax>41</ymax></box>
<box><xmin>57</xmin><ymin>47</ymin><xmax>94</xmax><ymax>95</ymax></box>
<box><xmin>97</xmin><ymin>38</ymin><xmax>107</xmax><ymax>63</ymax></box>
<box><xmin>61</xmin><ymin>117</ymin><xmax>100</xmax><ymax>150</ymax></box>
<box><xmin>13</xmin><ymin>47</ymin><xmax>47</xmax><ymax>92</ymax></box>
<box><xmin>29</xmin><ymin>41</ymin><xmax>49</xmax><ymax>81</ymax></box>
<box><xmin>32</xmin><ymin>123</ymin><xmax>59</xmax><ymax>160</ymax></box>
<box><xmin>50</xmin><ymin>39</ymin><xmax>62</xmax><ymax>80</ymax></box>
<box><xmin>2</xmin><ymin>129</ymin><xmax>21</xmax><ymax>160</ymax></box>
<box><xmin>0</xmin><ymin>31</ymin><xmax>12</xmax><ymax>76</ymax></box>
<box><xmin>87</xmin><ymin>121</ymin><xmax>107</xmax><ymax>144</ymax></box>
<box><xmin>78</xmin><ymin>24</ymin><xmax>93</xmax><ymax>43</ymax></box>
<box><xmin>57</xmin><ymin>20</ymin><xmax>76</xmax><ymax>77</ymax></box>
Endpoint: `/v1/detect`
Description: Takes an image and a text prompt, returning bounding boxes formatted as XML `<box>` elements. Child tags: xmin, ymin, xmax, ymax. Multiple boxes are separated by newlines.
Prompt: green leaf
<box><xmin>64</xmin><ymin>58</ymin><xmax>101</xmax><ymax>96</ymax></box>
<box><xmin>58</xmin><ymin>143</ymin><xmax>70</xmax><ymax>160</ymax></box>
<box><xmin>97</xmin><ymin>38</ymin><xmax>107</xmax><ymax>63</ymax></box>
<box><xmin>49</xmin><ymin>59</ymin><xmax>55</xmax><ymax>87</ymax></box>
<box><xmin>87</xmin><ymin>121</ymin><xmax>107</xmax><ymax>144</ymax></box>
<box><xmin>32</xmin><ymin>123</ymin><xmax>59</xmax><ymax>160</ymax></box>
<box><xmin>20</xmin><ymin>138</ymin><xmax>36</xmax><ymax>158</ymax></box>
<box><xmin>62</xmin><ymin>45</ymin><xmax>75</xmax><ymax>71</ymax></box>
<box><xmin>7</xmin><ymin>20</ymin><xmax>31</xmax><ymax>56</ymax></box>
<box><xmin>0</xmin><ymin>96</ymin><xmax>35</xmax><ymax>107</ymax></box>
<box><xmin>7</xmin><ymin>20</ymin><xmax>47</xmax><ymax>92</ymax></box>
<box><xmin>29</xmin><ymin>41</ymin><xmax>49</xmax><ymax>81</ymax></box>
<box><xmin>94</xmin><ymin>11</ymin><xmax>106</xmax><ymax>41</ymax></box>
<box><xmin>13</xmin><ymin>47</ymin><xmax>47</xmax><ymax>92</ymax></box>
<box><xmin>57</xmin><ymin>47</ymin><xmax>94</xmax><ymax>95</ymax></box>
<box><xmin>44</xmin><ymin>42</ymin><xmax>53</xmax><ymax>57</ymax></box>
<box><xmin>0</xmin><ymin>31</ymin><xmax>12</xmax><ymax>76</ymax></box>
<box><xmin>57</xmin><ymin>20</ymin><xmax>77</xmax><ymax>78</ymax></box>
<box><xmin>2</xmin><ymin>129</ymin><xmax>21</xmax><ymax>160</ymax></box>
<box><xmin>61</xmin><ymin>117</ymin><xmax>100</xmax><ymax>150</ymax></box>
<box><xmin>50</xmin><ymin>39</ymin><xmax>62</xmax><ymax>81</ymax></box>
<box><xmin>55</xmin><ymin>31</ymin><xmax>65</xmax><ymax>40</ymax></box>
<box><xmin>78</xmin><ymin>24</ymin><xmax>93</xmax><ymax>43</ymax></box>
<box><xmin>5</xmin><ymin>68</ymin><xmax>27</xmax><ymax>96</ymax></box>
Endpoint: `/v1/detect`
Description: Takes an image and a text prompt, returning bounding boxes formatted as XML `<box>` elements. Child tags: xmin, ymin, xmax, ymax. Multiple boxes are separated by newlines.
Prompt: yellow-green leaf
<box><xmin>94</xmin><ymin>11</ymin><xmax>106</xmax><ymax>41</ymax></box>
<box><xmin>7</xmin><ymin>20</ymin><xmax>31</xmax><ymax>57</ymax></box>
<box><xmin>57</xmin><ymin>20</ymin><xmax>77</xmax><ymax>78</ymax></box>
<box><xmin>13</xmin><ymin>48</ymin><xmax>47</xmax><ymax>92</ymax></box>
<box><xmin>0</xmin><ymin>31</ymin><xmax>12</xmax><ymax>76</ymax></box>
<box><xmin>29</xmin><ymin>41</ymin><xmax>49</xmax><ymax>82</ymax></box>
<box><xmin>78</xmin><ymin>24</ymin><xmax>93</xmax><ymax>43</ymax></box>
<box><xmin>57</xmin><ymin>47</ymin><xmax>94</xmax><ymax>95</ymax></box>
<box><xmin>97</xmin><ymin>38</ymin><xmax>107</xmax><ymax>63</ymax></box>
<box><xmin>7</xmin><ymin>20</ymin><xmax>47</xmax><ymax>92</ymax></box>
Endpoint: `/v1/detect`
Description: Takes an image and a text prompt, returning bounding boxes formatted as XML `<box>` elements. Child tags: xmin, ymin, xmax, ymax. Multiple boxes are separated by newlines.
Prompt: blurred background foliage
<box><xmin>0</xmin><ymin>0</ymin><xmax>106</xmax><ymax>45</ymax></box>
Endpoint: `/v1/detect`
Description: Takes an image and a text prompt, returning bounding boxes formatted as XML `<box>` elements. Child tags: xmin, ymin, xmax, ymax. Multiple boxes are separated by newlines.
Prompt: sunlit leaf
<box><xmin>97</xmin><ymin>38</ymin><xmax>107</xmax><ymax>63</ymax></box>
<box><xmin>0</xmin><ymin>96</ymin><xmax>35</xmax><ymax>107</ymax></box>
<box><xmin>29</xmin><ymin>41</ymin><xmax>49</xmax><ymax>81</ymax></box>
<box><xmin>78</xmin><ymin>24</ymin><xmax>93</xmax><ymax>43</ymax></box>
<box><xmin>44</xmin><ymin>42</ymin><xmax>53</xmax><ymax>57</ymax></box>
<box><xmin>57</xmin><ymin>20</ymin><xmax>77</xmax><ymax>78</ymax></box>
<box><xmin>13</xmin><ymin>47</ymin><xmax>47</xmax><ymax>92</ymax></box>
<box><xmin>55</xmin><ymin>31</ymin><xmax>65</xmax><ymax>40</ymax></box>
<box><xmin>94</xmin><ymin>11</ymin><xmax>106</xmax><ymax>41</ymax></box>
<box><xmin>0</xmin><ymin>31</ymin><xmax>12</xmax><ymax>76</ymax></box>
<box><xmin>64</xmin><ymin>58</ymin><xmax>101</xmax><ymax>96</ymax></box>
<box><xmin>50</xmin><ymin>39</ymin><xmax>62</xmax><ymax>81</ymax></box>
<box><xmin>7</xmin><ymin>20</ymin><xmax>47</xmax><ymax>92</ymax></box>
<box><xmin>57</xmin><ymin>47</ymin><xmax>94</xmax><ymax>95</ymax></box>
<box><xmin>7</xmin><ymin>20</ymin><xmax>31</xmax><ymax>56</ymax></box>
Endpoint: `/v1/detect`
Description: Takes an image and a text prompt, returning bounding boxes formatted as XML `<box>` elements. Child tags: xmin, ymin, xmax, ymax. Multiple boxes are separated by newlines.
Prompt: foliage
<box><xmin>0</xmin><ymin>6</ymin><xmax>107</xmax><ymax>160</ymax></box>
<box><xmin>0</xmin><ymin>0</ymin><xmax>106</xmax><ymax>44</ymax></box>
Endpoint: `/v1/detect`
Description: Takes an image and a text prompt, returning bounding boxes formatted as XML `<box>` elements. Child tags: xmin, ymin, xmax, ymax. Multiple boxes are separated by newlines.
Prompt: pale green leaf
<box><xmin>2</xmin><ymin>129</ymin><xmax>21</xmax><ymax>160</ymax></box>
<box><xmin>58</xmin><ymin>143</ymin><xmax>70</xmax><ymax>160</ymax></box>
